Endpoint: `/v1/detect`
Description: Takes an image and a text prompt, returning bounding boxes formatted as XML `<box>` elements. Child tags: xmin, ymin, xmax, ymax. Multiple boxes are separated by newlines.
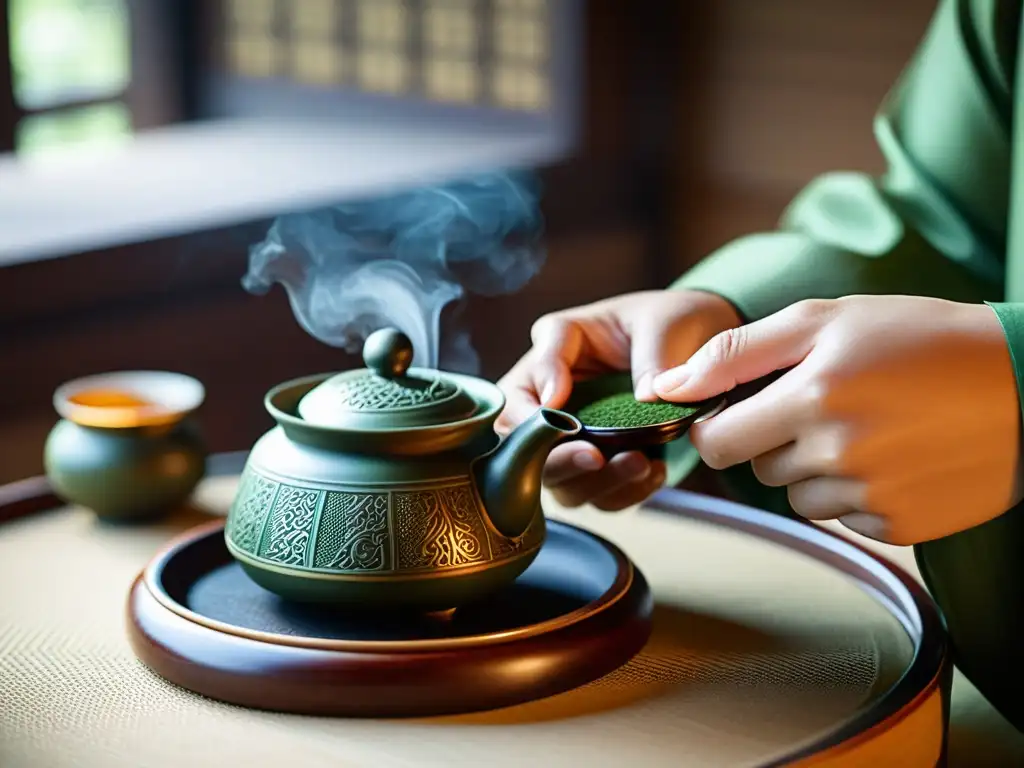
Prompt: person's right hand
<box><xmin>496</xmin><ymin>289</ymin><xmax>742</xmax><ymax>511</ymax></box>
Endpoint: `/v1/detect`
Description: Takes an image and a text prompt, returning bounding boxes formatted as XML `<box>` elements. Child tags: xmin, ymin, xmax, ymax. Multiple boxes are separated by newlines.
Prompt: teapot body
<box><xmin>225</xmin><ymin>413</ymin><xmax>544</xmax><ymax>611</ymax></box>
<box><xmin>223</xmin><ymin>330</ymin><xmax>580</xmax><ymax>612</ymax></box>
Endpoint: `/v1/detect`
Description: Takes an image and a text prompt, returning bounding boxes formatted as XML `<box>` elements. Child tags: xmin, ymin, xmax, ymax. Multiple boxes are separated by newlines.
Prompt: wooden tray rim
<box><xmin>643</xmin><ymin>487</ymin><xmax>951</xmax><ymax>766</ymax></box>
<box><xmin>142</xmin><ymin>516</ymin><xmax>639</xmax><ymax>653</ymax></box>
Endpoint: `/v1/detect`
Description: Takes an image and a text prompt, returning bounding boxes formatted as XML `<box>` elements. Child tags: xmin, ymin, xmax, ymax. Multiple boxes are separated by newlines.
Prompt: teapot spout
<box><xmin>476</xmin><ymin>408</ymin><xmax>582</xmax><ymax>539</ymax></box>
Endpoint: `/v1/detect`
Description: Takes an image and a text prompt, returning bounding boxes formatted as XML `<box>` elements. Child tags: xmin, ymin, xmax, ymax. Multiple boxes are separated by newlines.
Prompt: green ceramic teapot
<box><xmin>224</xmin><ymin>328</ymin><xmax>582</xmax><ymax>611</ymax></box>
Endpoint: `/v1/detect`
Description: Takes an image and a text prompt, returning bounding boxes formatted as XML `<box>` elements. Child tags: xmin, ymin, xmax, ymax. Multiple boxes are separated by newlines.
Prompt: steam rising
<box><xmin>242</xmin><ymin>171</ymin><xmax>545</xmax><ymax>373</ymax></box>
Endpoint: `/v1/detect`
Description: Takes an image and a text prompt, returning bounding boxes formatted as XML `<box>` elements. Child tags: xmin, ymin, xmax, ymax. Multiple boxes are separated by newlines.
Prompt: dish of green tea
<box><xmin>563</xmin><ymin>373</ymin><xmax>724</xmax><ymax>452</ymax></box>
<box><xmin>574</xmin><ymin>392</ymin><xmax>698</xmax><ymax>429</ymax></box>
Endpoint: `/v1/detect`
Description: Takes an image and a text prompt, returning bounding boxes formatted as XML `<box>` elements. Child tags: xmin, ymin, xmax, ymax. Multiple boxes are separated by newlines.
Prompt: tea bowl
<box><xmin>44</xmin><ymin>371</ymin><xmax>208</xmax><ymax>523</ymax></box>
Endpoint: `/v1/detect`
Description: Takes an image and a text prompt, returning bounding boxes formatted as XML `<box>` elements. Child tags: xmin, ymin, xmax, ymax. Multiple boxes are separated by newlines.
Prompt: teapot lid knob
<box><xmin>363</xmin><ymin>328</ymin><xmax>414</xmax><ymax>378</ymax></box>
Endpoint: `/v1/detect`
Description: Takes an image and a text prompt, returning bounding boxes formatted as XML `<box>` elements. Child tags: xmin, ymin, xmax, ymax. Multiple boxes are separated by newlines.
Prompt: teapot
<box><xmin>224</xmin><ymin>328</ymin><xmax>581</xmax><ymax>612</ymax></box>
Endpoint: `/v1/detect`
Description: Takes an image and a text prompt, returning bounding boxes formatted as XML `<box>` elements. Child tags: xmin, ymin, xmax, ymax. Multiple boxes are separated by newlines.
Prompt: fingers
<box><xmin>591</xmin><ymin>461</ymin><xmax>667</xmax><ymax>511</ymax></box>
<box><xmin>786</xmin><ymin>476</ymin><xmax>867</xmax><ymax>521</ymax></box>
<box><xmin>687</xmin><ymin>368</ymin><xmax>819</xmax><ymax>469</ymax></box>
<box><xmin>837</xmin><ymin>512</ymin><xmax>889</xmax><ymax>542</ymax></box>
<box><xmin>765</xmin><ymin>473</ymin><xmax>888</xmax><ymax>542</ymax></box>
<box><xmin>529</xmin><ymin>313</ymin><xmax>584</xmax><ymax>406</ymax></box>
<box><xmin>494</xmin><ymin>377</ymin><xmax>540</xmax><ymax>435</ymax></box>
<box><xmin>542</xmin><ymin>443</ymin><xmax>665</xmax><ymax>511</ymax></box>
<box><xmin>736</xmin><ymin>429</ymin><xmax>878</xmax><ymax>535</ymax></box>
<box><xmin>749</xmin><ymin>425</ymin><xmax>851</xmax><ymax>486</ymax></box>
<box><xmin>547</xmin><ymin>451</ymin><xmax>657</xmax><ymax>509</ymax></box>
<box><xmin>628</xmin><ymin>292</ymin><xmax>743</xmax><ymax>402</ymax></box>
<box><xmin>652</xmin><ymin>299</ymin><xmax>833</xmax><ymax>403</ymax></box>
<box><xmin>542</xmin><ymin>441</ymin><xmax>606</xmax><ymax>485</ymax></box>
<box><xmin>629</xmin><ymin>313</ymin><xmax>702</xmax><ymax>401</ymax></box>
<box><xmin>496</xmin><ymin>316</ymin><xmax>584</xmax><ymax>432</ymax></box>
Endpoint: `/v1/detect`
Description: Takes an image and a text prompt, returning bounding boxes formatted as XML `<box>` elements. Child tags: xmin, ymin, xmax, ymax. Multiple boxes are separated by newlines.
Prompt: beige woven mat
<box><xmin>0</xmin><ymin>476</ymin><xmax>1019</xmax><ymax>767</ymax></box>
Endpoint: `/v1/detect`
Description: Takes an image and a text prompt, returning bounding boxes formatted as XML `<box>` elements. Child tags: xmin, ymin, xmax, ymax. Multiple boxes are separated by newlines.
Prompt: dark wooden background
<box><xmin>0</xmin><ymin>0</ymin><xmax>938</xmax><ymax>484</ymax></box>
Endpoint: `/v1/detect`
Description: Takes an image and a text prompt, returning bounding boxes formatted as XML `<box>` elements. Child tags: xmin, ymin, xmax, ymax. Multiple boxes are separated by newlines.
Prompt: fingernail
<box><xmin>633</xmin><ymin>371</ymin><xmax>656</xmax><ymax>401</ymax></box>
<box><xmin>573</xmin><ymin>451</ymin><xmax>602</xmax><ymax>471</ymax></box>
<box><xmin>540</xmin><ymin>380</ymin><xmax>555</xmax><ymax>405</ymax></box>
<box><xmin>653</xmin><ymin>366</ymin><xmax>690</xmax><ymax>394</ymax></box>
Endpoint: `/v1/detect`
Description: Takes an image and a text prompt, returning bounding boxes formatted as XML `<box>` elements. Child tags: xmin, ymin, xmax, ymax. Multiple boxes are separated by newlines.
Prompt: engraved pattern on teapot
<box><xmin>225</xmin><ymin>472</ymin><xmax>280</xmax><ymax>554</ymax></box>
<box><xmin>226</xmin><ymin>468</ymin><xmax>543</xmax><ymax>575</ymax></box>
<box><xmin>314</xmin><ymin>493</ymin><xmax>391</xmax><ymax>570</ymax></box>
<box><xmin>332</xmin><ymin>375</ymin><xmax>457</xmax><ymax>411</ymax></box>
<box><xmin>394</xmin><ymin>486</ymin><xmax>487</xmax><ymax>570</ymax></box>
<box><xmin>259</xmin><ymin>486</ymin><xmax>321</xmax><ymax>566</ymax></box>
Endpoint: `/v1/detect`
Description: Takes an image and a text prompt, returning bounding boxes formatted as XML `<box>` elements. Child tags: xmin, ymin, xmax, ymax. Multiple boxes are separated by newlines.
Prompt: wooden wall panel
<box><xmin>669</xmin><ymin>0</ymin><xmax>940</xmax><ymax>276</ymax></box>
<box><xmin>696</xmin><ymin>0</ymin><xmax>938</xmax><ymax>192</ymax></box>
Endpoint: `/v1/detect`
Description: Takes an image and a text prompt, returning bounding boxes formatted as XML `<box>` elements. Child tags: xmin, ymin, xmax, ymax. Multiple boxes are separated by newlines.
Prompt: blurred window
<box><xmin>7</xmin><ymin>0</ymin><xmax>133</xmax><ymax>156</ymax></box>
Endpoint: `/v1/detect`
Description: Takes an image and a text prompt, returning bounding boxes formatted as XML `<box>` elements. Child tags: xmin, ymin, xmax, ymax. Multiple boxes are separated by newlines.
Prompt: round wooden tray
<box><xmin>127</xmin><ymin>514</ymin><xmax>654</xmax><ymax>718</ymax></box>
<box><xmin>0</xmin><ymin>452</ymin><xmax>955</xmax><ymax>767</ymax></box>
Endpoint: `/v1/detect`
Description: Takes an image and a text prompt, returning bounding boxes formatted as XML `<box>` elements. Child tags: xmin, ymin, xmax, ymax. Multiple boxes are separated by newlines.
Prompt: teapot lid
<box><xmin>296</xmin><ymin>328</ymin><xmax>479</xmax><ymax>430</ymax></box>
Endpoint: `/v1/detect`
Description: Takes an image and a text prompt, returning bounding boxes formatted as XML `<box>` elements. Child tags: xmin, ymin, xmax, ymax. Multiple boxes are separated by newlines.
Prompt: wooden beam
<box><xmin>0</xmin><ymin>0</ymin><xmax>16</xmax><ymax>152</ymax></box>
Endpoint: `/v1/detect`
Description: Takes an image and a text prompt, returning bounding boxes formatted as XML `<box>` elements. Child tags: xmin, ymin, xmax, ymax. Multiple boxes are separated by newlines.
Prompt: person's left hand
<box><xmin>651</xmin><ymin>295</ymin><xmax>1023</xmax><ymax>545</ymax></box>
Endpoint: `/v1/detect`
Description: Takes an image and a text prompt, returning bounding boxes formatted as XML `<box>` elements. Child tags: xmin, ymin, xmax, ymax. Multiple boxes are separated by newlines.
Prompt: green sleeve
<box><xmin>988</xmin><ymin>302</ymin><xmax>1024</xmax><ymax>410</ymax></box>
<box><xmin>670</xmin><ymin>0</ymin><xmax>1014</xmax><ymax>320</ymax></box>
<box><xmin>663</xmin><ymin>0</ymin><xmax>1018</xmax><ymax>489</ymax></box>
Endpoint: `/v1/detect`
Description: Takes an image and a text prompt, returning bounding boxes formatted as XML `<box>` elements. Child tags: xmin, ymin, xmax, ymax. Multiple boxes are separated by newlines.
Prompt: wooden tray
<box><xmin>127</xmin><ymin>515</ymin><xmax>654</xmax><ymax>718</ymax></box>
<box><xmin>0</xmin><ymin>452</ymin><xmax>954</xmax><ymax>767</ymax></box>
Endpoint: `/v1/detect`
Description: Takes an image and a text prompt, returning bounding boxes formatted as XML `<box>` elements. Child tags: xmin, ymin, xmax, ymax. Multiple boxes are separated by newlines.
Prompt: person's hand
<box><xmin>652</xmin><ymin>295</ymin><xmax>1022</xmax><ymax>545</ymax></box>
<box><xmin>496</xmin><ymin>289</ymin><xmax>742</xmax><ymax>511</ymax></box>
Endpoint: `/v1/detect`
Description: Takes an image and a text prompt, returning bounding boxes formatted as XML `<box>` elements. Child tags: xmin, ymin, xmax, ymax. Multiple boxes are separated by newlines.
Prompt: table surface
<box><xmin>1</xmin><ymin>473</ymin><xmax>1023</xmax><ymax>767</ymax></box>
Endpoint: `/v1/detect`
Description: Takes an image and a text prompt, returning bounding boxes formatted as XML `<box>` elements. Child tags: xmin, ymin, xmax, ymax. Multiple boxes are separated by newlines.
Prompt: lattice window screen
<box><xmin>221</xmin><ymin>0</ymin><xmax>553</xmax><ymax>112</ymax></box>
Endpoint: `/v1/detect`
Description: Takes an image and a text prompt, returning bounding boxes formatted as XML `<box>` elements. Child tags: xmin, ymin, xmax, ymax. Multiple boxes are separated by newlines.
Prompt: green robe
<box><xmin>666</xmin><ymin>0</ymin><xmax>1024</xmax><ymax>732</ymax></box>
